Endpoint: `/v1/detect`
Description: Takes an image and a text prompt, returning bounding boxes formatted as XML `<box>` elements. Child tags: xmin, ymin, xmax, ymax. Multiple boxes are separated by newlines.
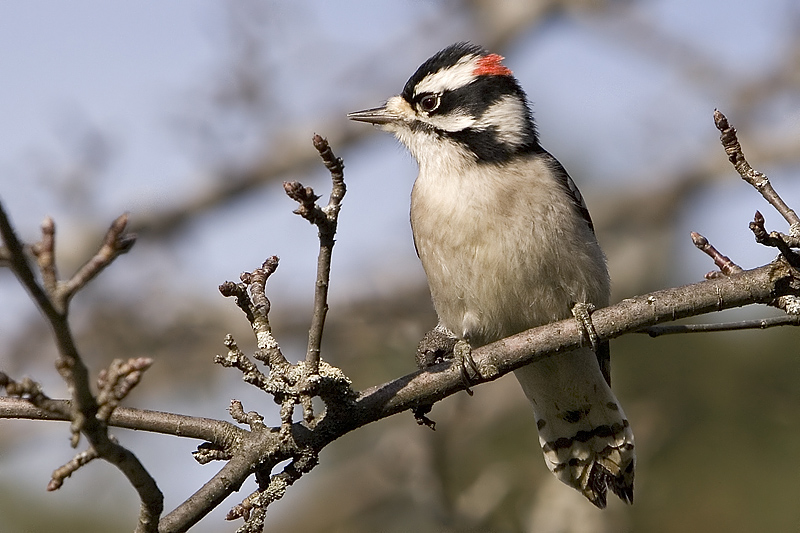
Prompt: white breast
<box><xmin>410</xmin><ymin>154</ymin><xmax>609</xmax><ymax>347</ymax></box>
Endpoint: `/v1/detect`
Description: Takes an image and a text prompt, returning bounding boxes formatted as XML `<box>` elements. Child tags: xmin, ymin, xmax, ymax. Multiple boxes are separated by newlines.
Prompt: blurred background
<box><xmin>1</xmin><ymin>0</ymin><xmax>799</xmax><ymax>531</ymax></box>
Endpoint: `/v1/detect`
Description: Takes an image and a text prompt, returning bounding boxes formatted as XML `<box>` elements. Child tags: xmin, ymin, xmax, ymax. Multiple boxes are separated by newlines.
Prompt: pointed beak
<box><xmin>347</xmin><ymin>105</ymin><xmax>400</xmax><ymax>125</ymax></box>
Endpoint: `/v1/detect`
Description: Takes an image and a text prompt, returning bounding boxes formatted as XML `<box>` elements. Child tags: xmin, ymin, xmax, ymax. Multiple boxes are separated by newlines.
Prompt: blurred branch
<box><xmin>466</xmin><ymin>0</ymin><xmax>576</xmax><ymax>50</ymax></box>
<box><xmin>131</xmin><ymin>127</ymin><xmax>369</xmax><ymax>240</ymax></box>
<box><xmin>580</xmin><ymin>4</ymin><xmax>800</xmax><ymax>294</ymax></box>
<box><xmin>600</xmin><ymin>4</ymin><xmax>800</xmax><ymax>118</ymax></box>
<box><xmin>0</xmin><ymin>397</ymin><xmax>247</xmax><ymax>446</ymax></box>
<box><xmin>0</xmin><ymin>204</ymin><xmax>161</xmax><ymax>533</ymax></box>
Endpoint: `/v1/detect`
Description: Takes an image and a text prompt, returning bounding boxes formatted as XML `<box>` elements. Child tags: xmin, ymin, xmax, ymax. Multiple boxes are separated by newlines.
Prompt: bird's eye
<box><xmin>419</xmin><ymin>94</ymin><xmax>440</xmax><ymax>113</ymax></box>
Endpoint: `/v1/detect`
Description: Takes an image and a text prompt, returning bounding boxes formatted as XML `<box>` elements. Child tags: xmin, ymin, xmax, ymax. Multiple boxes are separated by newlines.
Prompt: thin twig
<box><xmin>690</xmin><ymin>231</ymin><xmax>743</xmax><ymax>278</ymax></box>
<box><xmin>221</xmin><ymin>258</ymin><xmax>288</xmax><ymax>370</ymax></box>
<box><xmin>0</xmin><ymin>397</ymin><xmax>247</xmax><ymax>447</ymax></box>
<box><xmin>307</xmin><ymin>134</ymin><xmax>346</xmax><ymax>376</ymax></box>
<box><xmin>641</xmin><ymin>314</ymin><xmax>800</xmax><ymax>336</ymax></box>
<box><xmin>35</xmin><ymin>216</ymin><xmax>59</xmax><ymax>295</ymax></box>
<box><xmin>284</xmin><ymin>134</ymin><xmax>347</xmax><ymax>378</ymax></box>
<box><xmin>750</xmin><ymin>211</ymin><xmax>800</xmax><ymax>260</ymax></box>
<box><xmin>60</xmin><ymin>213</ymin><xmax>136</xmax><ymax>305</ymax></box>
<box><xmin>229</xmin><ymin>399</ymin><xmax>266</xmax><ymax>431</ymax></box>
<box><xmin>48</xmin><ymin>446</ymin><xmax>100</xmax><ymax>491</ymax></box>
<box><xmin>0</xmin><ymin>373</ymin><xmax>63</xmax><ymax>413</ymax></box>
<box><xmin>0</xmin><ymin>201</ymin><xmax>55</xmax><ymax>317</ymax></box>
<box><xmin>714</xmin><ymin>109</ymin><xmax>800</xmax><ymax>236</ymax></box>
<box><xmin>96</xmin><ymin>357</ymin><xmax>154</xmax><ymax>422</ymax></box>
<box><xmin>214</xmin><ymin>334</ymin><xmax>271</xmax><ymax>390</ymax></box>
<box><xmin>315</xmin><ymin>134</ymin><xmax>346</xmax><ymax>208</ymax></box>
<box><xmin>245</xmin><ymin>257</ymin><xmax>288</xmax><ymax>369</ymax></box>
<box><xmin>0</xmin><ymin>204</ymin><xmax>161</xmax><ymax>532</ymax></box>
<box><xmin>219</xmin><ymin>280</ymin><xmax>255</xmax><ymax>324</ymax></box>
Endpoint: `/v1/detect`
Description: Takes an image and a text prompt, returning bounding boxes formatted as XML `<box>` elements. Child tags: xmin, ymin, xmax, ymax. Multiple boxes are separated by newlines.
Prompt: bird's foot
<box><xmin>454</xmin><ymin>339</ymin><xmax>480</xmax><ymax>396</ymax></box>
<box><xmin>416</xmin><ymin>324</ymin><xmax>458</xmax><ymax>369</ymax></box>
<box><xmin>572</xmin><ymin>302</ymin><xmax>600</xmax><ymax>352</ymax></box>
<box><xmin>416</xmin><ymin>325</ymin><xmax>479</xmax><ymax>395</ymax></box>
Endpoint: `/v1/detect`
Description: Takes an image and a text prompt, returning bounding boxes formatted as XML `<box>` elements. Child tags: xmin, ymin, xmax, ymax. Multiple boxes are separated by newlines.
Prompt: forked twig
<box><xmin>714</xmin><ymin>109</ymin><xmax>800</xmax><ymax>237</ymax></box>
<box><xmin>0</xmin><ymin>203</ymin><xmax>161</xmax><ymax>533</ymax></box>
<box><xmin>690</xmin><ymin>231</ymin><xmax>743</xmax><ymax>279</ymax></box>
<box><xmin>284</xmin><ymin>134</ymin><xmax>346</xmax><ymax>377</ymax></box>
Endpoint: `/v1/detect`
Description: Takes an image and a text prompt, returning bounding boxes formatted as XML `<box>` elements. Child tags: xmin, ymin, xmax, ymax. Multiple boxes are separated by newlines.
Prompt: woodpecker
<box><xmin>348</xmin><ymin>42</ymin><xmax>634</xmax><ymax>508</ymax></box>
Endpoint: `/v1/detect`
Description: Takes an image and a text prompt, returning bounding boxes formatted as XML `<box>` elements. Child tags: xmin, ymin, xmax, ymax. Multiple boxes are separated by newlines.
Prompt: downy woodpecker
<box><xmin>348</xmin><ymin>42</ymin><xmax>634</xmax><ymax>508</ymax></box>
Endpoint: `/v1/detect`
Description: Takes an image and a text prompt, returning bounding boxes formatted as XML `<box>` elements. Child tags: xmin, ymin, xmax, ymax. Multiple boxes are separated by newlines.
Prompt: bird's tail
<box><xmin>514</xmin><ymin>347</ymin><xmax>635</xmax><ymax>508</ymax></box>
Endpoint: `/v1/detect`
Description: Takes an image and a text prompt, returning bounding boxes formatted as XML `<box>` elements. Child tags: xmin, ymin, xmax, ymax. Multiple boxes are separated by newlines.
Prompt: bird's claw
<box><xmin>572</xmin><ymin>302</ymin><xmax>600</xmax><ymax>352</ymax></box>
<box><xmin>454</xmin><ymin>339</ymin><xmax>479</xmax><ymax>396</ymax></box>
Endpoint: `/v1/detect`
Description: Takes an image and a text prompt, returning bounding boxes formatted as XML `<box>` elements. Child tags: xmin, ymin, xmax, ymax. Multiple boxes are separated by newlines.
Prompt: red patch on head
<box><xmin>473</xmin><ymin>53</ymin><xmax>512</xmax><ymax>77</ymax></box>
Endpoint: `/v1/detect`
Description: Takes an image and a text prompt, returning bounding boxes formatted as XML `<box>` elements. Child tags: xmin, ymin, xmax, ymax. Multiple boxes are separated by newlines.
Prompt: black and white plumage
<box><xmin>349</xmin><ymin>42</ymin><xmax>634</xmax><ymax>508</ymax></box>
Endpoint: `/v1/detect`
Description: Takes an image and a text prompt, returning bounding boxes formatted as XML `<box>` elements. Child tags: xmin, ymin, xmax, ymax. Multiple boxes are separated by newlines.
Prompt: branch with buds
<box><xmin>0</xmin><ymin>207</ymin><xmax>161</xmax><ymax>533</ymax></box>
<box><xmin>1</xmin><ymin>113</ymin><xmax>799</xmax><ymax>532</ymax></box>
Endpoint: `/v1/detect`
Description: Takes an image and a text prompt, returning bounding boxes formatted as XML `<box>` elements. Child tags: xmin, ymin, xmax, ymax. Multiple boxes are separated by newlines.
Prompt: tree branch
<box><xmin>714</xmin><ymin>109</ymin><xmax>800</xmax><ymax>236</ymax></box>
<box><xmin>323</xmin><ymin>259</ymin><xmax>797</xmax><ymax>431</ymax></box>
<box><xmin>0</xmin><ymin>397</ymin><xmax>247</xmax><ymax>447</ymax></box>
<box><xmin>283</xmin><ymin>134</ymin><xmax>346</xmax><ymax>378</ymax></box>
<box><xmin>690</xmin><ymin>231</ymin><xmax>743</xmax><ymax>278</ymax></box>
<box><xmin>641</xmin><ymin>314</ymin><xmax>800</xmax><ymax>336</ymax></box>
<box><xmin>0</xmin><ymin>203</ymin><xmax>161</xmax><ymax>533</ymax></box>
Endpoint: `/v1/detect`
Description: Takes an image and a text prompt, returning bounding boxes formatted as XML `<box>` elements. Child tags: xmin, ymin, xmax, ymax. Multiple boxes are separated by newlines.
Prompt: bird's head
<box><xmin>348</xmin><ymin>42</ymin><xmax>539</xmax><ymax>166</ymax></box>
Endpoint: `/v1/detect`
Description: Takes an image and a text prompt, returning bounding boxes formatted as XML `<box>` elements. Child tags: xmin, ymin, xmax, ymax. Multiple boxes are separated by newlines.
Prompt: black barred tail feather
<box><xmin>515</xmin><ymin>347</ymin><xmax>635</xmax><ymax>508</ymax></box>
<box><xmin>542</xmin><ymin>417</ymin><xmax>635</xmax><ymax>507</ymax></box>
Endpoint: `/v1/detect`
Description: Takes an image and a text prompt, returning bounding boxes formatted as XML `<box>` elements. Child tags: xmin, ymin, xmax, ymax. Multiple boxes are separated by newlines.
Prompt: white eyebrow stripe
<box><xmin>413</xmin><ymin>54</ymin><xmax>481</xmax><ymax>96</ymax></box>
